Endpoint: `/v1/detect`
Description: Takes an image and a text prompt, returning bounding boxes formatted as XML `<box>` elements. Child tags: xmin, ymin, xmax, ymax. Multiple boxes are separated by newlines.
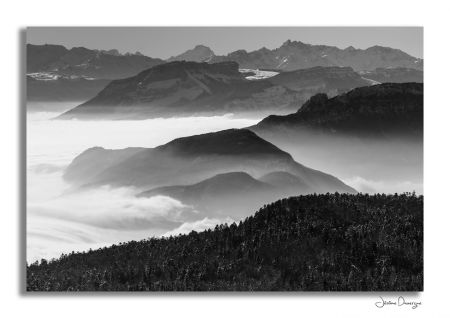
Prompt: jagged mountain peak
<box><xmin>167</xmin><ymin>45</ymin><xmax>215</xmax><ymax>63</ymax></box>
<box><xmin>210</xmin><ymin>40</ymin><xmax>422</xmax><ymax>72</ymax></box>
<box><xmin>281</xmin><ymin>39</ymin><xmax>309</xmax><ymax>47</ymax></box>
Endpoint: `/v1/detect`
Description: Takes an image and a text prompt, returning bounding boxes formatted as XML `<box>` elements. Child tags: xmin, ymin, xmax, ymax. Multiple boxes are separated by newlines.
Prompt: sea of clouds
<box><xmin>27</xmin><ymin>111</ymin><xmax>255</xmax><ymax>262</ymax></box>
<box><xmin>26</xmin><ymin>109</ymin><xmax>422</xmax><ymax>263</ymax></box>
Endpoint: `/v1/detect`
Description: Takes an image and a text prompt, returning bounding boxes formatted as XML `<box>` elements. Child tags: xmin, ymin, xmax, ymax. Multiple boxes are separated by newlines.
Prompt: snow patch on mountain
<box><xmin>239</xmin><ymin>69</ymin><xmax>279</xmax><ymax>80</ymax></box>
<box><xmin>361</xmin><ymin>76</ymin><xmax>381</xmax><ymax>85</ymax></box>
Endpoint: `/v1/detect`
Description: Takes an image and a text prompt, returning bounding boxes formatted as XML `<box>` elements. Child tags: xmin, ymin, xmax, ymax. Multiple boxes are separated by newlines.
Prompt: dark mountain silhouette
<box><xmin>252</xmin><ymin>82</ymin><xmax>423</xmax><ymax>137</ymax></box>
<box><xmin>210</xmin><ymin>40</ymin><xmax>423</xmax><ymax>72</ymax></box>
<box><xmin>27</xmin><ymin>44</ymin><xmax>164</xmax><ymax>79</ymax></box>
<box><xmin>167</xmin><ymin>45</ymin><xmax>215</xmax><ymax>63</ymax></box>
<box><xmin>57</xmin><ymin>62</ymin><xmax>372</xmax><ymax>120</ymax></box>
<box><xmin>64</xmin><ymin>129</ymin><xmax>355</xmax><ymax>194</ymax></box>
<box><xmin>27</xmin><ymin>193</ymin><xmax>423</xmax><ymax>291</ymax></box>
<box><xmin>360</xmin><ymin>67</ymin><xmax>423</xmax><ymax>84</ymax></box>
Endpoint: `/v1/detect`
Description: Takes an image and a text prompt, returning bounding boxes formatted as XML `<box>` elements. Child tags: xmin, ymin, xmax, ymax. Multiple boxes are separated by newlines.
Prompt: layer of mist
<box><xmin>27</xmin><ymin>107</ymin><xmax>423</xmax><ymax>263</ymax></box>
<box><xmin>27</xmin><ymin>110</ymin><xmax>256</xmax><ymax>262</ymax></box>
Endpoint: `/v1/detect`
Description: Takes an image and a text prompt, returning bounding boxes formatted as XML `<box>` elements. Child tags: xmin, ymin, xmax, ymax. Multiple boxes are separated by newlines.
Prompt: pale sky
<box><xmin>27</xmin><ymin>27</ymin><xmax>423</xmax><ymax>59</ymax></box>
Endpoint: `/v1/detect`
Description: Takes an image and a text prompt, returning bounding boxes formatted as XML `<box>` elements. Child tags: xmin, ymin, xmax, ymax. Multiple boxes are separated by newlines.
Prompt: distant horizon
<box><xmin>27</xmin><ymin>27</ymin><xmax>423</xmax><ymax>59</ymax></box>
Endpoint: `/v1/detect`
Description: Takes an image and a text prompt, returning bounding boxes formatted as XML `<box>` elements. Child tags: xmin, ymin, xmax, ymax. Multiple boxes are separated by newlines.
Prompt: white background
<box><xmin>1</xmin><ymin>0</ymin><xmax>448</xmax><ymax>316</ymax></box>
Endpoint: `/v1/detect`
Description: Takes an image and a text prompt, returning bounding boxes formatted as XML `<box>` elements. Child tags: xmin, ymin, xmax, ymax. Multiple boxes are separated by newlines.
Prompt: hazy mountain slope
<box><xmin>57</xmin><ymin>62</ymin><xmax>372</xmax><ymax>120</ymax></box>
<box><xmin>139</xmin><ymin>170</ymin><xmax>316</xmax><ymax>218</ymax></box>
<box><xmin>259</xmin><ymin>171</ymin><xmax>311</xmax><ymax>191</ymax></box>
<box><xmin>139</xmin><ymin>172</ymin><xmax>277</xmax><ymax>217</ymax></box>
<box><xmin>64</xmin><ymin>129</ymin><xmax>355</xmax><ymax>194</ymax></box>
<box><xmin>63</xmin><ymin>146</ymin><xmax>146</xmax><ymax>185</ymax></box>
<box><xmin>27</xmin><ymin>193</ymin><xmax>423</xmax><ymax>291</ymax></box>
<box><xmin>167</xmin><ymin>45</ymin><xmax>215</xmax><ymax>62</ymax></box>
<box><xmin>140</xmin><ymin>172</ymin><xmax>273</xmax><ymax>199</ymax></box>
<box><xmin>250</xmin><ymin>83</ymin><xmax>423</xmax><ymax>192</ymax></box>
<box><xmin>210</xmin><ymin>40</ymin><xmax>423</xmax><ymax>72</ymax></box>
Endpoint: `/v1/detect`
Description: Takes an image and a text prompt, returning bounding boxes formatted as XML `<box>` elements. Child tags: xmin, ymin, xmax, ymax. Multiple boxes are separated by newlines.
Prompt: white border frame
<box><xmin>2</xmin><ymin>0</ymin><xmax>448</xmax><ymax>316</ymax></box>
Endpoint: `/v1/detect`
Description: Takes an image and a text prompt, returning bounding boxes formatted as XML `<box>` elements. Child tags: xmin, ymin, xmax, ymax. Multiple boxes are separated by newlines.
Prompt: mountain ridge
<box><xmin>57</xmin><ymin>62</ymin><xmax>373</xmax><ymax>120</ymax></box>
<box><xmin>210</xmin><ymin>40</ymin><xmax>423</xmax><ymax>72</ymax></box>
<box><xmin>64</xmin><ymin>128</ymin><xmax>355</xmax><ymax>194</ymax></box>
<box><xmin>27</xmin><ymin>43</ymin><xmax>164</xmax><ymax>79</ymax></box>
<box><xmin>252</xmin><ymin>82</ymin><xmax>423</xmax><ymax>136</ymax></box>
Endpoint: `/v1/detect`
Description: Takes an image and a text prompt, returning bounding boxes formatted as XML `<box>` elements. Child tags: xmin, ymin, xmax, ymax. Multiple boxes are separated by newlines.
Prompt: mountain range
<box><xmin>206</xmin><ymin>40</ymin><xmax>423</xmax><ymax>72</ymax></box>
<box><xmin>27</xmin><ymin>44</ymin><xmax>163</xmax><ymax>79</ymax></box>
<box><xmin>27</xmin><ymin>41</ymin><xmax>423</xmax><ymax>106</ymax></box>
<box><xmin>28</xmin><ymin>41</ymin><xmax>422</xmax><ymax>78</ymax></box>
<box><xmin>57</xmin><ymin>61</ymin><xmax>372</xmax><ymax>119</ymax></box>
<box><xmin>164</xmin><ymin>41</ymin><xmax>423</xmax><ymax>72</ymax></box>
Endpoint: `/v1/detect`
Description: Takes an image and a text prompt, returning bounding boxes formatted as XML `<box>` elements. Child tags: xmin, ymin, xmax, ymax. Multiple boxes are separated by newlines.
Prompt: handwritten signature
<box><xmin>375</xmin><ymin>296</ymin><xmax>421</xmax><ymax>309</ymax></box>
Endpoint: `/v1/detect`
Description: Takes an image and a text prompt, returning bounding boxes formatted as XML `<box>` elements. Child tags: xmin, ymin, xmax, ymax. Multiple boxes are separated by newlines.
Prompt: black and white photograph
<box><xmin>25</xmin><ymin>26</ymin><xmax>423</xmax><ymax>292</ymax></box>
<box><xmin>5</xmin><ymin>0</ymin><xmax>450</xmax><ymax>316</ymax></box>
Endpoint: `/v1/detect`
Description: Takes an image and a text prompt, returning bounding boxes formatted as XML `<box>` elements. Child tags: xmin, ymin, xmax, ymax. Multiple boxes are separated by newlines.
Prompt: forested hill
<box><xmin>27</xmin><ymin>193</ymin><xmax>423</xmax><ymax>292</ymax></box>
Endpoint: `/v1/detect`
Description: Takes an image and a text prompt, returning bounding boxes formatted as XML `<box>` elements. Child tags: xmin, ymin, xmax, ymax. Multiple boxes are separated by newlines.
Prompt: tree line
<box><xmin>27</xmin><ymin>193</ymin><xmax>423</xmax><ymax>291</ymax></box>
